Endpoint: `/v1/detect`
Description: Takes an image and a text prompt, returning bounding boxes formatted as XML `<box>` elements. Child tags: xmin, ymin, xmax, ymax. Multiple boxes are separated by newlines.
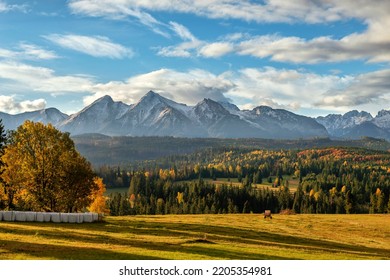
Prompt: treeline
<box><xmin>74</xmin><ymin>133</ymin><xmax>390</xmax><ymax>166</ymax></box>
<box><xmin>107</xmin><ymin>176</ymin><xmax>390</xmax><ymax>216</ymax></box>
<box><xmin>99</xmin><ymin>148</ymin><xmax>390</xmax><ymax>215</ymax></box>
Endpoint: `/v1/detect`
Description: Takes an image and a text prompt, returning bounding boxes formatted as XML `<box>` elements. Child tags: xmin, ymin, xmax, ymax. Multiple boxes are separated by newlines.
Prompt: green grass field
<box><xmin>1</xmin><ymin>214</ymin><xmax>389</xmax><ymax>260</ymax></box>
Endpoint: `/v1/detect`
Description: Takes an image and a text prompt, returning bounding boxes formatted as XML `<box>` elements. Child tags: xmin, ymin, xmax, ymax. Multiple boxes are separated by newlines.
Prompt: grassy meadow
<box><xmin>0</xmin><ymin>214</ymin><xmax>389</xmax><ymax>260</ymax></box>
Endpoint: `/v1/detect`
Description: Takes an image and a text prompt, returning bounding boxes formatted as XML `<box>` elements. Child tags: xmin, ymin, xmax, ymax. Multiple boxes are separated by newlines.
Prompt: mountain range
<box><xmin>1</xmin><ymin>91</ymin><xmax>389</xmax><ymax>140</ymax></box>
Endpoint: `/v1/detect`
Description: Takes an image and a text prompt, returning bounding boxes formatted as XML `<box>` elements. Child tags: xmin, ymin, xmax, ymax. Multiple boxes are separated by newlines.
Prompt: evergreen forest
<box><xmin>97</xmin><ymin>147</ymin><xmax>390</xmax><ymax>216</ymax></box>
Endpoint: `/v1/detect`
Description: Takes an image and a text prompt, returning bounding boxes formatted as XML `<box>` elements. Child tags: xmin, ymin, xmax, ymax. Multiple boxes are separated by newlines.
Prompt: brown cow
<box><xmin>264</xmin><ymin>210</ymin><xmax>272</xmax><ymax>219</ymax></box>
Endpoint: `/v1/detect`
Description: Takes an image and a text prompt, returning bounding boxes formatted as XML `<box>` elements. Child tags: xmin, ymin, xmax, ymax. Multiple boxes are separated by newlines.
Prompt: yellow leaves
<box><xmin>169</xmin><ymin>169</ymin><xmax>176</xmax><ymax>180</ymax></box>
<box><xmin>129</xmin><ymin>193</ymin><xmax>136</xmax><ymax>208</ymax></box>
<box><xmin>341</xmin><ymin>185</ymin><xmax>347</xmax><ymax>193</ymax></box>
<box><xmin>330</xmin><ymin>187</ymin><xmax>337</xmax><ymax>196</ymax></box>
<box><xmin>2</xmin><ymin>121</ymin><xmax>96</xmax><ymax>212</ymax></box>
<box><xmin>159</xmin><ymin>168</ymin><xmax>176</xmax><ymax>180</ymax></box>
<box><xmin>309</xmin><ymin>189</ymin><xmax>315</xmax><ymax>197</ymax></box>
<box><xmin>193</xmin><ymin>164</ymin><xmax>200</xmax><ymax>174</ymax></box>
<box><xmin>88</xmin><ymin>177</ymin><xmax>110</xmax><ymax>214</ymax></box>
<box><xmin>214</xmin><ymin>163</ymin><xmax>225</xmax><ymax>172</ymax></box>
<box><xmin>177</xmin><ymin>192</ymin><xmax>184</xmax><ymax>204</ymax></box>
<box><xmin>375</xmin><ymin>188</ymin><xmax>382</xmax><ymax>197</ymax></box>
<box><xmin>314</xmin><ymin>191</ymin><xmax>320</xmax><ymax>201</ymax></box>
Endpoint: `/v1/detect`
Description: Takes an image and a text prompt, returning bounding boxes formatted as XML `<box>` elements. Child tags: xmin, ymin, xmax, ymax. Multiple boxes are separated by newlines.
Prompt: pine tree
<box><xmin>377</xmin><ymin>193</ymin><xmax>385</xmax><ymax>214</ymax></box>
<box><xmin>369</xmin><ymin>194</ymin><xmax>377</xmax><ymax>214</ymax></box>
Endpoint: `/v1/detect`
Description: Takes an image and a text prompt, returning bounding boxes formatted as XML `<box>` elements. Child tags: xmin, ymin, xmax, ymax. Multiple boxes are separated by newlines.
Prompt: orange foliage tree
<box><xmin>88</xmin><ymin>177</ymin><xmax>110</xmax><ymax>214</ymax></box>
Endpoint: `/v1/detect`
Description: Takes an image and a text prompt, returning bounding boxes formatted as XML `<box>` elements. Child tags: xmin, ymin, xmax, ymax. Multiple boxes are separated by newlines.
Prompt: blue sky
<box><xmin>0</xmin><ymin>0</ymin><xmax>389</xmax><ymax>117</ymax></box>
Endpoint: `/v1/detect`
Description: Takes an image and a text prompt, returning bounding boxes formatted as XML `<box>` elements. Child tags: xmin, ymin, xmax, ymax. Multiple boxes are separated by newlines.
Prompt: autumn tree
<box><xmin>1</xmin><ymin>121</ymin><xmax>97</xmax><ymax>212</ymax></box>
<box><xmin>0</xmin><ymin>119</ymin><xmax>6</xmax><ymax>173</ymax></box>
<box><xmin>0</xmin><ymin>119</ymin><xmax>8</xmax><ymax>209</ymax></box>
<box><xmin>88</xmin><ymin>177</ymin><xmax>110</xmax><ymax>214</ymax></box>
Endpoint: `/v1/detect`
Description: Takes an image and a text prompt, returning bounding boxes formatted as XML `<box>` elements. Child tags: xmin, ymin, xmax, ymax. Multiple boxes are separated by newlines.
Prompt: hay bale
<box><xmin>3</xmin><ymin>211</ymin><xmax>14</xmax><ymax>221</ymax></box>
<box><xmin>26</xmin><ymin>212</ymin><xmax>37</xmax><ymax>222</ymax></box>
<box><xmin>83</xmin><ymin>213</ymin><xmax>93</xmax><ymax>223</ymax></box>
<box><xmin>36</xmin><ymin>212</ymin><xmax>44</xmax><ymax>222</ymax></box>
<box><xmin>60</xmin><ymin>213</ymin><xmax>69</xmax><ymax>223</ymax></box>
<box><xmin>15</xmin><ymin>211</ymin><xmax>27</xmax><ymax>222</ymax></box>
<box><xmin>43</xmin><ymin>213</ymin><xmax>52</xmax><ymax>222</ymax></box>
<box><xmin>68</xmin><ymin>213</ymin><xmax>78</xmax><ymax>223</ymax></box>
<box><xmin>92</xmin><ymin>213</ymin><xmax>99</xmax><ymax>222</ymax></box>
<box><xmin>77</xmin><ymin>213</ymin><xmax>84</xmax><ymax>223</ymax></box>
<box><xmin>279</xmin><ymin>209</ymin><xmax>296</xmax><ymax>215</ymax></box>
<box><xmin>51</xmin><ymin>212</ymin><xmax>61</xmax><ymax>223</ymax></box>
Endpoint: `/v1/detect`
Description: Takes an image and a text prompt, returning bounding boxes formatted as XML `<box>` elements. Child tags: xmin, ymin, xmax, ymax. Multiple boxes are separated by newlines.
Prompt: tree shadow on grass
<box><xmin>0</xmin><ymin>222</ymin><xmax>295</xmax><ymax>260</ymax></box>
<box><xmin>0</xmin><ymin>239</ymin><xmax>164</xmax><ymax>260</ymax></box>
<box><xmin>0</xmin><ymin>225</ymin><xmax>295</xmax><ymax>260</ymax></box>
<box><xmin>2</xmin><ymin>220</ymin><xmax>389</xmax><ymax>260</ymax></box>
<box><xmin>87</xmin><ymin>220</ymin><xmax>390</xmax><ymax>259</ymax></box>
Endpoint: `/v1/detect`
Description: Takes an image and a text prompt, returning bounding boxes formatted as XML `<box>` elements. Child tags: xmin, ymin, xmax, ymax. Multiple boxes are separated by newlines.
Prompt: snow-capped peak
<box><xmin>374</xmin><ymin>109</ymin><xmax>390</xmax><ymax>129</ymax></box>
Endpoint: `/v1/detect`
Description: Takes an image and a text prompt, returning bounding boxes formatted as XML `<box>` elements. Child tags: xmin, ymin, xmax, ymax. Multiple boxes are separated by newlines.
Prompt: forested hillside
<box><xmin>73</xmin><ymin>134</ymin><xmax>390</xmax><ymax>165</ymax></box>
<box><xmin>96</xmin><ymin>147</ymin><xmax>390</xmax><ymax>215</ymax></box>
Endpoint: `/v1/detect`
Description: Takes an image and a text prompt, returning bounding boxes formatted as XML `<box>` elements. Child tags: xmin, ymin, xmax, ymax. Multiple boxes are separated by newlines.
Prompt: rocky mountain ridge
<box><xmin>1</xmin><ymin>91</ymin><xmax>389</xmax><ymax>140</ymax></box>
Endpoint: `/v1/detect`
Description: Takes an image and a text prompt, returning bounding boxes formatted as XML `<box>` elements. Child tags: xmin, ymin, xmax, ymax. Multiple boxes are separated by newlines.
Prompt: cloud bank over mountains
<box><xmin>1</xmin><ymin>63</ymin><xmax>388</xmax><ymax>117</ymax></box>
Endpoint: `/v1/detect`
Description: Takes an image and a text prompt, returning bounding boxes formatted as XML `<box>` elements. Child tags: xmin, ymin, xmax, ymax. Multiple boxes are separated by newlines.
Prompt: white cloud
<box><xmin>156</xmin><ymin>22</ymin><xmax>203</xmax><ymax>57</ymax></box>
<box><xmin>199</xmin><ymin>42</ymin><xmax>234</xmax><ymax>58</ymax></box>
<box><xmin>0</xmin><ymin>0</ymin><xmax>28</xmax><ymax>13</ymax></box>
<box><xmin>0</xmin><ymin>43</ymin><xmax>58</xmax><ymax>61</ymax></box>
<box><xmin>85</xmin><ymin>68</ymin><xmax>235</xmax><ymax>106</ymax></box>
<box><xmin>315</xmin><ymin>69</ymin><xmax>390</xmax><ymax>107</ymax></box>
<box><xmin>156</xmin><ymin>22</ymin><xmax>234</xmax><ymax>59</ymax></box>
<box><xmin>69</xmin><ymin>0</ymin><xmax>390</xmax><ymax>63</ymax></box>
<box><xmin>169</xmin><ymin>21</ymin><xmax>197</xmax><ymax>41</ymax></box>
<box><xmin>222</xmin><ymin>67</ymin><xmax>354</xmax><ymax>112</ymax></box>
<box><xmin>44</xmin><ymin>34</ymin><xmax>134</xmax><ymax>59</ymax></box>
<box><xmin>0</xmin><ymin>95</ymin><xmax>46</xmax><ymax>114</ymax></box>
<box><xmin>67</xmin><ymin>0</ymin><xmax>389</xmax><ymax>25</ymax></box>
<box><xmin>68</xmin><ymin>0</ymin><xmax>169</xmax><ymax>37</ymax></box>
<box><xmin>0</xmin><ymin>61</ymin><xmax>94</xmax><ymax>94</ymax></box>
<box><xmin>67</xmin><ymin>0</ymin><xmax>350</xmax><ymax>24</ymax></box>
<box><xmin>156</xmin><ymin>45</ymin><xmax>191</xmax><ymax>58</ymax></box>
<box><xmin>157</xmin><ymin>40</ymin><xmax>202</xmax><ymax>57</ymax></box>
<box><xmin>0</xmin><ymin>48</ymin><xmax>15</xmax><ymax>58</ymax></box>
<box><xmin>83</xmin><ymin>67</ymin><xmax>370</xmax><ymax>113</ymax></box>
<box><xmin>1</xmin><ymin>61</ymin><xmax>388</xmax><ymax>115</ymax></box>
<box><xmin>236</xmin><ymin>28</ymin><xmax>390</xmax><ymax>64</ymax></box>
<box><xmin>0</xmin><ymin>1</ymin><xmax>8</xmax><ymax>12</ymax></box>
<box><xmin>18</xmin><ymin>43</ymin><xmax>59</xmax><ymax>60</ymax></box>
<box><xmin>81</xmin><ymin>67</ymin><xmax>389</xmax><ymax>116</ymax></box>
